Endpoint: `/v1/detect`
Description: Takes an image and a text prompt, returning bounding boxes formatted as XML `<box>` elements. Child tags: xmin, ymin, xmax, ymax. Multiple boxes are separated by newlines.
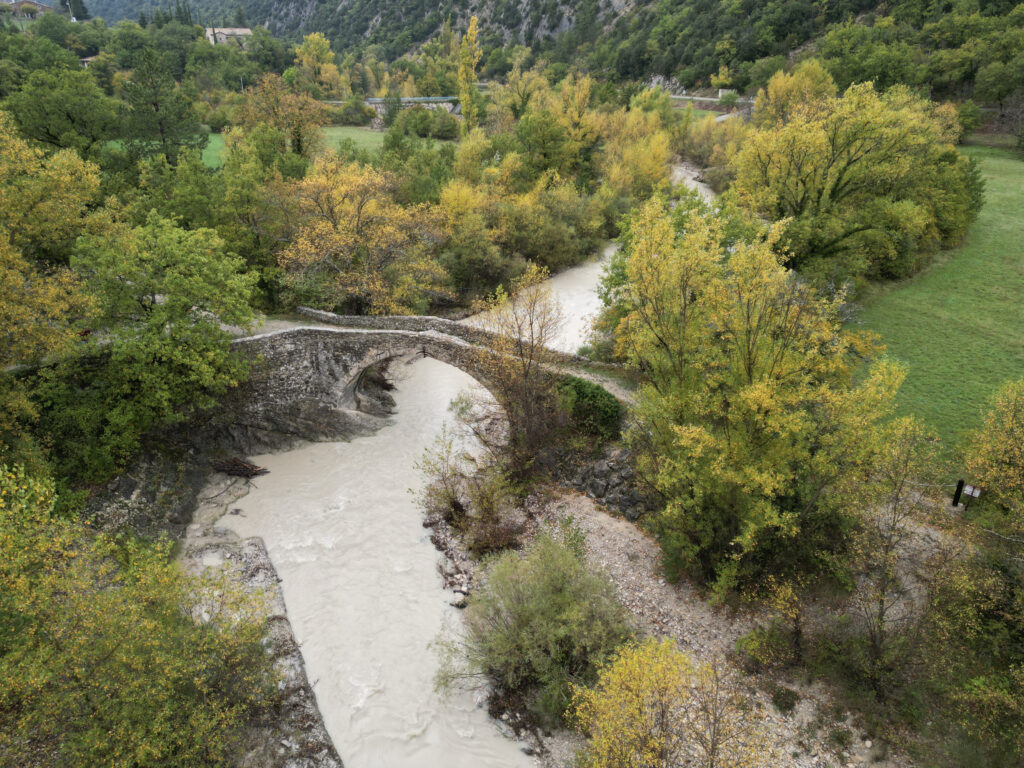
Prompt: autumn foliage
<box><xmin>278</xmin><ymin>157</ymin><xmax>446</xmax><ymax>314</ymax></box>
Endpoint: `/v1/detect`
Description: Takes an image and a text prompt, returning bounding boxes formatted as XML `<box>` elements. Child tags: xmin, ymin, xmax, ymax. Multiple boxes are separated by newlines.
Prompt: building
<box><xmin>204</xmin><ymin>27</ymin><xmax>252</xmax><ymax>47</ymax></box>
<box><xmin>0</xmin><ymin>0</ymin><xmax>54</xmax><ymax>16</ymax></box>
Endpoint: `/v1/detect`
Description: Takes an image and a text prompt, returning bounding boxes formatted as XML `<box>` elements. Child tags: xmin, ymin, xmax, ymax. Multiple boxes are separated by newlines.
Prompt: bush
<box><xmin>736</xmin><ymin>618</ymin><xmax>798</xmax><ymax>671</ymax></box>
<box><xmin>767</xmin><ymin>682</ymin><xmax>800</xmax><ymax>715</ymax></box>
<box><xmin>558</xmin><ymin>375</ymin><xmax>623</xmax><ymax>441</ymax></box>
<box><xmin>442</xmin><ymin>523</ymin><xmax>632</xmax><ymax>724</ymax></box>
<box><xmin>328</xmin><ymin>96</ymin><xmax>375</xmax><ymax>126</ymax></box>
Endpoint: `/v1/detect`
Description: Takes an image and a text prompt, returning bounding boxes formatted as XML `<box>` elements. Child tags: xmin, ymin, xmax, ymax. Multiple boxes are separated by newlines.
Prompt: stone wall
<box><xmin>565</xmin><ymin>445</ymin><xmax>655</xmax><ymax>521</ymax></box>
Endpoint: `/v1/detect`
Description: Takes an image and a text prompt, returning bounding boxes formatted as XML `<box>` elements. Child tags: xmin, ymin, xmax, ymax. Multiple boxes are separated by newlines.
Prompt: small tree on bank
<box><xmin>572</xmin><ymin>638</ymin><xmax>770</xmax><ymax>768</ymax></box>
<box><xmin>463</xmin><ymin>262</ymin><xmax>566</xmax><ymax>480</ymax></box>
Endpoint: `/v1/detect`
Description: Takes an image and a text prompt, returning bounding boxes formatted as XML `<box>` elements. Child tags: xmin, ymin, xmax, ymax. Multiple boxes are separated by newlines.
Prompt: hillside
<box><xmin>83</xmin><ymin>0</ymin><xmax>1024</xmax><ymax>95</ymax></box>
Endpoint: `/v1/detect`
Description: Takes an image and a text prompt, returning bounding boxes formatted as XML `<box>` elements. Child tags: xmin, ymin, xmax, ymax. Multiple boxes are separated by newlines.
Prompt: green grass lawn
<box><xmin>200</xmin><ymin>133</ymin><xmax>226</xmax><ymax>168</ymax></box>
<box><xmin>200</xmin><ymin>125</ymin><xmax>386</xmax><ymax>168</ymax></box>
<box><xmin>322</xmin><ymin>125</ymin><xmax>387</xmax><ymax>152</ymax></box>
<box><xmin>673</xmin><ymin>106</ymin><xmax>716</xmax><ymax>120</ymax></box>
<box><xmin>854</xmin><ymin>143</ymin><xmax>1024</xmax><ymax>456</ymax></box>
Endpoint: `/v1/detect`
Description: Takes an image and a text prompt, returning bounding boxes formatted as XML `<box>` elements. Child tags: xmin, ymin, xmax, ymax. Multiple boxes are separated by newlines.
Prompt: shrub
<box><xmin>329</xmin><ymin>96</ymin><xmax>375</xmax><ymax>126</ymax></box>
<box><xmin>442</xmin><ymin>523</ymin><xmax>632</xmax><ymax>724</ymax></box>
<box><xmin>736</xmin><ymin>618</ymin><xmax>798</xmax><ymax>671</ymax></box>
<box><xmin>558</xmin><ymin>375</ymin><xmax>623</xmax><ymax>441</ymax></box>
<box><xmin>416</xmin><ymin>427</ymin><xmax>523</xmax><ymax>552</ymax></box>
<box><xmin>767</xmin><ymin>682</ymin><xmax>800</xmax><ymax>715</ymax></box>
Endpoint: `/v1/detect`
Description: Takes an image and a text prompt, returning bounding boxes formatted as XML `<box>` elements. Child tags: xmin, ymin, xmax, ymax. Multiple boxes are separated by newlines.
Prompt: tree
<box><xmin>752</xmin><ymin>59</ymin><xmax>837</xmax><ymax>127</ymax></box>
<box><xmin>966</xmin><ymin>379</ymin><xmax>1024</xmax><ymax>533</ymax></box>
<box><xmin>235</xmin><ymin>73</ymin><xmax>328</xmax><ymax>158</ymax></box>
<box><xmin>294</xmin><ymin>32</ymin><xmax>342</xmax><ymax>96</ymax></box>
<box><xmin>732</xmin><ymin>72</ymin><xmax>984</xmax><ymax>281</ymax></box>
<box><xmin>277</xmin><ymin>158</ymin><xmax>446</xmax><ymax>314</ymax></box>
<box><xmin>457</xmin><ymin>16</ymin><xmax>482</xmax><ymax>133</ymax></box>
<box><xmin>4</xmin><ymin>68</ymin><xmax>120</xmax><ymax>157</ymax></box>
<box><xmin>492</xmin><ymin>61</ymin><xmax>547</xmax><ymax>120</ymax></box>
<box><xmin>0</xmin><ymin>463</ymin><xmax>275</xmax><ymax>766</ymax></box>
<box><xmin>0</xmin><ymin>240</ymin><xmax>90</xmax><ymax>451</ymax></box>
<box><xmin>122</xmin><ymin>50</ymin><xmax>205</xmax><ymax>164</ymax></box>
<box><xmin>613</xmin><ymin>199</ymin><xmax>904</xmax><ymax>595</ymax></box>
<box><xmin>437</xmin><ymin>178</ymin><xmax>508</xmax><ymax>295</ymax></box>
<box><xmin>69</xmin><ymin>0</ymin><xmax>89</xmax><ymax>19</ymax></box>
<box><xmin>571</xmin><ymin>638</ymin><xmax>769</xmax><ymax>768</ymax></box>
<box><xmin>464</xmin><ymin>263</ymin><xmax>566</xmax><ymax>479</ymax></box>
<box><xmin>36</xmin><ymin>213</ymin><xmax>255</xmax><ymax>482</ymax></box>
<box><xmin>975</xmin><ymin>61</ymin><xmax>1016</xmax><ymax>111</ymax></box>
<box><xmin>852</xmin><ymin>417</ymin><xmax>941</xmax><ymax>696</ymax></box>
<box><xmin>0</xmin><ymin>111</ymin><xmax>102</xmax><ymax>264</ymax></box>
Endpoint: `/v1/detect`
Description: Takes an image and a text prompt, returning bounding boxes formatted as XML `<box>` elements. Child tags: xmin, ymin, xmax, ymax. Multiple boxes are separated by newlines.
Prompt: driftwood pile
<box><xmin>210</xmin><ymin>457</ymin><xmax>269</xmax><ymax>478</ymax></box>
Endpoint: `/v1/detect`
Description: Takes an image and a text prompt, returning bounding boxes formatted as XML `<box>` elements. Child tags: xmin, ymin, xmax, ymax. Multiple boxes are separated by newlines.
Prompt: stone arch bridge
<box><xmin>322</xmin><ymin>96</ymin><xmax>462</xmax><ymax>117</ymax></box>
<box><xmin>221</xmin><ymin>307</ymin><xmax>628</xmax><ymax>449</ymax></box>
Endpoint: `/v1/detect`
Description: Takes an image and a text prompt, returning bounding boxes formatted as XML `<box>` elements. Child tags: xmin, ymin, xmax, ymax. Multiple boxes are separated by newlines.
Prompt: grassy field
<box><xmin>200</xmin><ymin>125</ymin><xmax>387</xmax><ymax>168</ymax></box>
<box><xmin>673</xmin><ymin>106</ymin><xmax>716</xmax><ymax>120</ymax></box>
<box><xmin>855</xmin><ymin>143</ymin><xmax>1024</xmax><ymax>456</ymax></box>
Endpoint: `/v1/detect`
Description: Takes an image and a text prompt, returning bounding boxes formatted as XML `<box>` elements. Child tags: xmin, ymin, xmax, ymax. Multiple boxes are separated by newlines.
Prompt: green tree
<box><xmin>122</xmin><ymin>50</ymin><xmax>205</xmax><ymax>164</ymax></box>
<box><xmin>4</xmin><ymin>67</ymin><xmax>120</xmax><ymax>157</ymax></box>
<box><xmin>36</xmin><ymin>213</ymin><xmax>255</xmax><ymax>482</ymax></box>
<box><xmin>0</xmin><ymin>463</ymin><xmax>275</xmax><ymax>767</ymax></box>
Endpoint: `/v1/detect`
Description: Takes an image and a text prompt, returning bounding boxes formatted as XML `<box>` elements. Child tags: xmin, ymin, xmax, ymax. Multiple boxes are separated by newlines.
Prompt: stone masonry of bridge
<box><xmin>222</xmin><ymin>306</ymin><xmax>629</xmax><ymax>451</ymax></box>
<box><xmin>93</xmin><ymin>309</ymin><xmax>630</xmax><ymax>542</ymax></box>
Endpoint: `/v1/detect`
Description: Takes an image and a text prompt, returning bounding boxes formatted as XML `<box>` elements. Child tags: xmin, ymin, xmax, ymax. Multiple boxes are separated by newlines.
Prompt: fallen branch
<box><xmin>210</xmin><ymin>457</ymin><xmax>269</xmax><ymax>478</ymax></box>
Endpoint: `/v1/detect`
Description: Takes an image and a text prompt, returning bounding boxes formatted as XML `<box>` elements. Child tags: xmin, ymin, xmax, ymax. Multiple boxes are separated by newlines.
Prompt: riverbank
<box><xmin>427</xmin><ymin>484</ymin><xmax>913</xmax><ymax>768</ymax></box>
<box><xmin>181</xmin><ymin>473</ymin><xmax>344</xmax><ymax>768</ymax></box>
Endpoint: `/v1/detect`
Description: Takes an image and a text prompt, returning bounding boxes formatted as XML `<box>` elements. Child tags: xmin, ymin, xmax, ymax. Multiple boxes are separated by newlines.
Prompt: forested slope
<box><xmin>85</xmin><ymin>0</ymin><xmax>1024</xmax><ymax>97</ymax></box>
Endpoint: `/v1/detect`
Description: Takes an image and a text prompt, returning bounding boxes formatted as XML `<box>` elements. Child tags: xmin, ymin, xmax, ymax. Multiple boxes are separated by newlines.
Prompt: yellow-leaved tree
<box><xmin>0</xmin><ymin>112</ymin><xmax>98</xmax><ymax>456</ymax></box>
<box><xmin>614</xmin><ymin>198</ymin><xmax>903</xmax><ymax>604</ymax></box>
<box><xmin>966</xmin><ymin>378</ymin><xmax>1024</xmax><ymax>534</ymax></box>
<box><xmin>457</xmin><ymin>17</ymin><xmax>482</xmax><ymax>133</ymax></box>
<box><xmin>294</xmin><ymin>32</ymin><xmax>343</xmax><ymax>97</ymax></box>
<box><xmin>731</xmin><ymin>65</ymin><xmax>983</xmax><ymax>281</ymax></box>
<box><xmin>278</xmin><ymin>158</ymin><xmax>447</xmax><ymax>314</ymax></box>
<box><xmin>0</xmin><ymin>111</ymin><xmax>103</xmax><ymax>264</ymax></box>
<box><xmin>572</xmin><ymin>638</ymin><xmax>770</xmax><ymax>768</ymax></box>
<box><xmin>235</xmin><ymin>74</ymin><xmax>328</xmax><ymax>158</ymax></box>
